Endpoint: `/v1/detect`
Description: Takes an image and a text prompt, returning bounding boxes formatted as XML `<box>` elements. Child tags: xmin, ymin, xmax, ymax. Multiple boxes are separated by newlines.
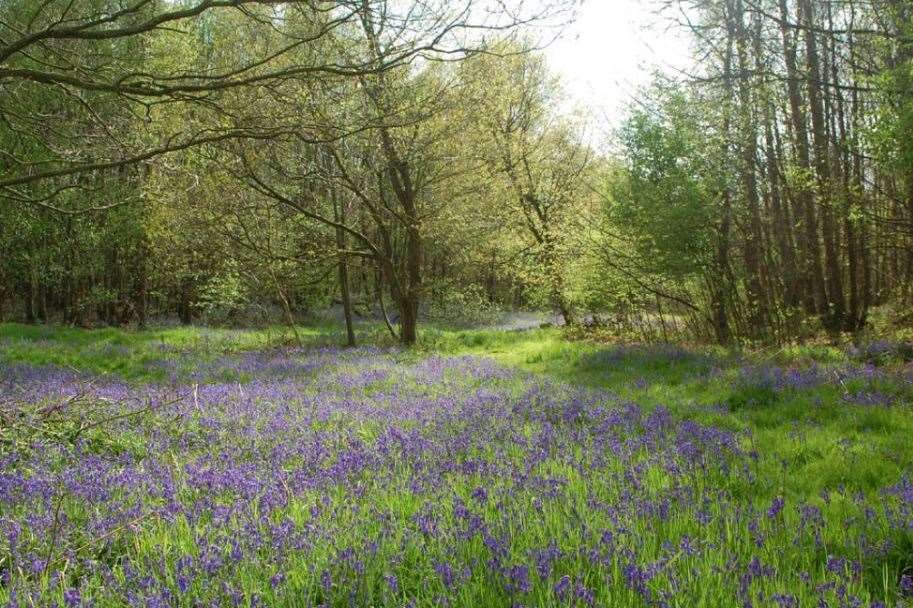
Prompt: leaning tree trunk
<box><xmin>375</xmin><ymin>270</ymin><xmax>398</xmax><ymax>339</ymax></box>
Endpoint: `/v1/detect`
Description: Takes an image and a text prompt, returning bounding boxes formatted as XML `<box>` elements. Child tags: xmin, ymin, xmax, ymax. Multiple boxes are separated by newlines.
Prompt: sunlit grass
<box><xmin>1</xmin><ymin>322</ymin><xmax>911</xmax><ymax>606</ymax></box>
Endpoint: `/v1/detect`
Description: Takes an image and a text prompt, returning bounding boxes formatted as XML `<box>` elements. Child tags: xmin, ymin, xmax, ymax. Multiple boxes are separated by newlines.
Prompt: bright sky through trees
<box><xmin>545</xmin><ymin>0</ymin><xmax>691</xmax><ymax>129</ymax></box>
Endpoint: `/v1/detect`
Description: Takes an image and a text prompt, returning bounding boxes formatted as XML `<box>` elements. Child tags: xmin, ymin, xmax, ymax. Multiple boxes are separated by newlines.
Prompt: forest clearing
<box><xmin>1</xmin><ymin>0</ymin><xmax>912</xmax><ymax>606</ymax></box>
<box><xmin>1</xmin><ymin>323</ymin><xmax>912</xmax><ymax>607</ymax></box>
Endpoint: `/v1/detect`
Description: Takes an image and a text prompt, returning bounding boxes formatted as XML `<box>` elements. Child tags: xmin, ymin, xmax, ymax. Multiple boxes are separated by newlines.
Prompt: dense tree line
<box><xmin>0</xmin><ymin>0</ymin><xmax>580</xmax><ymax>344</ymax></box>
<box><xmin>602</xmin><ymin>0</ymin><xmax>913</xmax><ymax>342</ymax></box>
<box><xmin>0</xmin><ymin>0</ymin><xmax>910</xmax><ymax>345</ymax></box>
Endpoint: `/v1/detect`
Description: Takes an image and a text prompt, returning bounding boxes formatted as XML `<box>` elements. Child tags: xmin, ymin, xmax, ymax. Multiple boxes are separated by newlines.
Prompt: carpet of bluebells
<box><xmin>1</xmin><ymin>338</ymin><xmax>913</xmax><ymax>607</ymax></box>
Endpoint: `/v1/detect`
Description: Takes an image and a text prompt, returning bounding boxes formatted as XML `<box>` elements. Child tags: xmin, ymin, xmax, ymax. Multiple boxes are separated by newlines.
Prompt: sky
<box><xmin>542</xmin><ymin>0</ymin><xmax>692</xmax><ymax>137</ymax></box>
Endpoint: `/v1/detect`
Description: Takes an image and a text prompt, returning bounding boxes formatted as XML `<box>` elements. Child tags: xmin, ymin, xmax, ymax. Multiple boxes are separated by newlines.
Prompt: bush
<box><xmin>424</xmin><ymin>285</ymin><xmax>502</xmax><ymax>328</ymax></box>
<box><xmin>196</xmin><ymin>264</ymin><xmax>247</xmax><ymax>325</ymax></box>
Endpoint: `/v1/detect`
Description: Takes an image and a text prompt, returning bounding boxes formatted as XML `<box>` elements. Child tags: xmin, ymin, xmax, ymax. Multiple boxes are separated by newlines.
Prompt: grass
<box><xmin>2</xmin><ymin>321</ymin><xmax>912</xmax><ymax>501</ymax></box>
<box><xmin>2</xmin><ymin>319</ymin><xmax>911</xmax><ymax>501</ymax></box>
<box><xmin>1</xmin><ymin>321</ymin><xmax>912</xmax><ymax>606</ymax></box>
<box><xmin>0</xmin><ymin>321</ymin><xmax>391</xmax><ymax>381</ymax></box>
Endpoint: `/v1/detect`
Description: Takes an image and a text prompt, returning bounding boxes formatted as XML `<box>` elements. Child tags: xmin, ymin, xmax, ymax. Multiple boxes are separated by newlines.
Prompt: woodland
<box><xmin>2</xmin><ymin>3</ymin><xmax>913</xmax><ymax>607</ymax></box>
<box><xmin>0</xmin><ymin>0</ymin><xmax>910</xmax><ymax>345</ymax></box>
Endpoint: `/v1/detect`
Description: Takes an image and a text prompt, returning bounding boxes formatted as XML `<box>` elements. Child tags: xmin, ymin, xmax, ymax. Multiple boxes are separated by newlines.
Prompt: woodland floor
<box><xmin>1</xmin><ymin>322</ymin><xmax>912</xmax><ymax>607</ymax></box>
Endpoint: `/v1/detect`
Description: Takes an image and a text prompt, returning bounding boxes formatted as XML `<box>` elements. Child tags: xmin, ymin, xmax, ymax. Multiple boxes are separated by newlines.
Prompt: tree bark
<box><xmin>358</xmin><ymin>5</ymin><xmax>423</xmax><ymax>346</ymax></box>
<box><xmin>731</xmin><ymin>0</ymin><xmax>768</xmax><ymax>334</ymax></box>
<box><xmin>333</xmin><ymin>190</ymin><xmax>356</xmax><ymax>347</ymax></box>
<box><xmin>779</xmin><ymin>0</ymin><xmax>827</xmax><ymax>315</ymax></box>
<box><xmin>24</xmin><ymin>268</ymin><xmax>36</xmax><ymax>324</ymax></box>
<box><xmin>398</xmin><ymin>214</ymin><xmax>422</xmax><ymax>345</ymax></box>
<box><xmin>765</xmin><ymin>117</ymin><xmax>800</xmax><ymax>310</ymax></box>
<box><xmin>179</xmin><ymin>277</ymin><xmax>192</xmax><ymax>325</ymax></box>
<box><xmin>375</xmin><ymin>270</ymin><xmax>398</xmax><ymax>339</ymax></box>
<box><xmin>802</xmin><ymin>0</ymin><xmax>845</xmax><ymax>329</ymax></box>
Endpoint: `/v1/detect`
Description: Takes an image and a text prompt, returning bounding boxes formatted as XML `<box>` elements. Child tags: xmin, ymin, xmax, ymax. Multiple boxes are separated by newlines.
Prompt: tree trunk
<box><xmin>24</xmin><ymin>269</ymin><xmax>36</xmax><ymax>324</ymax></box>
<box><xmin>133</xmin><ymin>245</ymin><xmax>148</xmax><ymax>329</ymax></box>
<box><xmin>712</xmin><ymin>192</ymin><xmax>733</xmax><ymax>345</ymax></box>
<box><xmin>38</xmin><ymin>281</ymin><xmax>48</xmax><ymax>323</ymax></box>
<box><xmin>399</xmin><ymin>217</ymin><xmax>422</xmax><ymax>345</ymax></box>
<box><xmin>556</xmin><ymin>293</ymin><xmax>573</xmax><ymax>326</ymax></box>
<box><xmin>765</xmin><ymin>118</ymin><xmax>800</xmax><ymax>309</ymax></box>
<box><xmin>398</xmin><ymin>290</ymin><xmax>418</xmax><ymax>345</ymax></box>
<box><xmin>375</xmin><ymin>271</ymin><xmax>398</xmax><ymax>339</ymax></box>
<box><xmin>893</xmin><ymin>0</ymin><xmax>913</xmax><ymax>301</ymax></box>
<box><xmin>179</xmin><ymin>277</ymin><xmax>193</xmax><ymax>325</ymax></box>
<box><xmin>802</xmin><ymin>0</ymin><xmax>845</xmax><ymax>329</ymax></box>
<box><xmin>779</xmin><ymin>0</ymin><xmax>827</xmax><ymax>315</ymax></box>
<box><xmin>357</xmin><ymin>10</ymin><xmax>423</xmax><ymax>346</ymax></box>
<box><xmin>333</xmin><ymin>193</ymin><xmax>356</xmax><ymax>347</ymax></box>
<box><xmin>850</xmin><ymin>58</ymin><xmax>871</xmax><ymax>328</ymax></box>
<box><xmin>830</xmin><ymin>7</ymin><xmax>861</xmax><ymax>331</ymax></box>
<box><xmin>543</xmin><ymin>236</ymin><xmax>572</xmax><ymax>325</ymax></box>
<box><xmin>732</xmin><ymin>0</ymin><xmax>768</xmax><ymax>334</ymax></box>
<box><xmin>710</xmin><ymin>22</ymin><xmax>737</xmax><ymax>345</ymax></box>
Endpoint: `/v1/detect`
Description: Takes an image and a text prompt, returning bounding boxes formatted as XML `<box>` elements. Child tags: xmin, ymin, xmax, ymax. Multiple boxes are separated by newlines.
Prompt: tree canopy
<box><xmin>1</xmin><ymin>0</ymin><xmax>910</xmax><ymax>345</ymax></box>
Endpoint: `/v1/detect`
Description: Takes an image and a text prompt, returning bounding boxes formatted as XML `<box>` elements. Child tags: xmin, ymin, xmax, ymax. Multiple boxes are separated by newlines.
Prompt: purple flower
<box><xmin>434</xmin><ymin>562</ymin><xmax>456</xmax><ymax>589</ymax></box>
<box><xmin>826</xmin><ymin>556</ymin><xmax>847</xmax><ymax>576</ymax></box>
<box><xmin>772</xmin><ymin>593</ymin><xmax>798</xmax><ymax>608</ymax></box>
<box><xmin>574</xmin><ymin>583</ymin><xmax>595</xmax><ymax>607</ymax></box>
<box><xmin>554</xmin><ymin>575</ymin><xmax>571</xmax><ymax>599</ymax></box>
<box><xmin>623</xmin><ymin>562</ymin><xmax>651</xmax><ymax>599</ymax></box>
<box><xmin>505</xmin><ymin>564</ymin><xmax>530</xmax><ymax>594</ymax></box>
<box><xmin>414</xmin><ymin>512</ymin><xmax>437</xmax><ymax>537</ymax></box>
<box><xmin>746</xmin><ymin>557</ymin><xmax>773</xmax><ymax>578</ymax></box>
<box><xmin>63</xmin><ymin>588</ymin><xmax>81</xmax><ymax>608</ymax></box>
<box><xmin>679</xmin><ymin>535</ymin><xmax>697</xmax><ymax>555</ymax></box>
<box><xmin>4</xmin><ymin>345</ymin><xmax>908</xmax><ymax>607</ymax></box>
<box><xmin>229</xmin><ymin>541</ymin><xmax>243</xmax><ymax>561</ymax></box>
<box><xmin>901</xmin><ymin>573</ymin><xmax>913</xmax><ymax>596</ymax></box>
<box><xmin>471</xmin><ymin>486</ymin><xmax>488</xmax><ymax>502</ymax></box>
<box><xmin>533</xmin><ymin>542</ymin><xmax>562</xmax><ymax>578</ymax></box>
<box><xmin>767</xmin><ymin>496</ymin><xmax>785</xmax><ymax>519</ymax></box>
<box><xmin>320</xmin><ymin>570</ymin><xmax>332</xmax><ymax>593</ymax></box>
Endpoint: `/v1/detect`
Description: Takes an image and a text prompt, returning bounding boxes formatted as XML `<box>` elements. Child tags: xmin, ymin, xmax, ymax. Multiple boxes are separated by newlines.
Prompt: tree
<box><xmin>600</xmin><ymin>79</ymin><xmax>720</xmax><ymax>338</ymax></box>
<box><xmin>462</xmin><ymin>48</ymin><xmax>592</xmax><ymax>325</ymax></box>
<box><xmin>230</xmin><ymin>1</ymin><xmax>575</xmax><ymax>344</ymax></box>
